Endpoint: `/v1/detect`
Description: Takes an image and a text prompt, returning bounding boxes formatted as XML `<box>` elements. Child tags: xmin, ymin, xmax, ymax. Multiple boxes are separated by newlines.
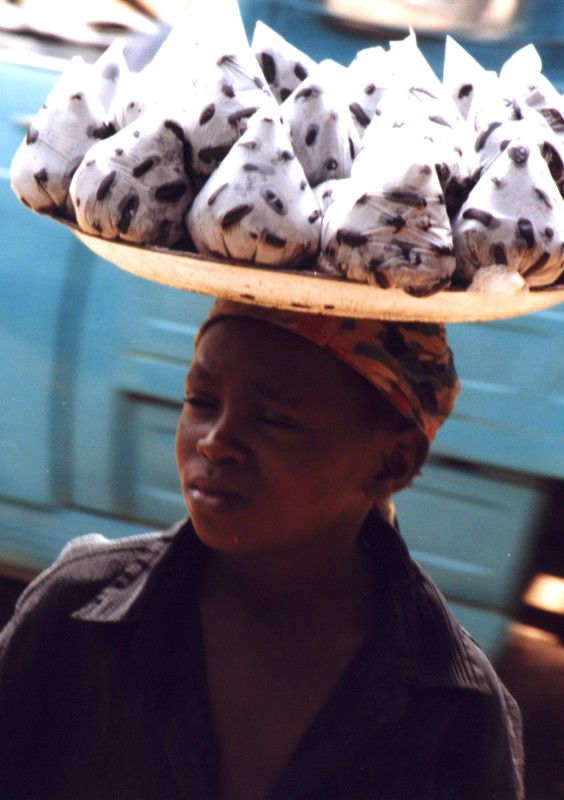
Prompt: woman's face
<box><xmin>176</xmin><ymin>316</ymin><xmax>398</xmax><ymax>555</ymax></box>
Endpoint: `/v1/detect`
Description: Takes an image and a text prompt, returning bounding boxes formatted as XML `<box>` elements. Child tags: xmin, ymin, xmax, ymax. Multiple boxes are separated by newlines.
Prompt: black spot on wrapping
<box><xmin>294</xmin><ymin>62</ymin><xmax>308</xmax><ymax>81</ymax></box>
<box><xmin>474</xmin><ymin>121</ymin><xmax>502</xmax><ymax>153</ymax></box>
<box><xmin>115</xmin><ymin>148</ymin><xmax>124</xmax><ymax>156</ymax></box>
<box><xmin>228</xmin><ymin>107</ymin><xmax>258</xmax><ymax>127</ymax></box>
<box><xmin>384</xmin><ymin>189</ymin><xmax>426</xmax><ymax>208</ymax></box>
<box><xmin>462</xmin><ymin>208</ymin><xmax>497</xmax><ymax>228</ymax></box>
<box><xmin>540</xmin><ymin>141</ymin><xmax>564</xmax><ymax>182</ymax></box>
<box><xmin>545</xmin><ymin>227</ymin><xmax>554</xmax><ymax>240</ymax></box>
<box><xmin>199</xmin><ymin>144</ymin><xmax>231</xmax><ymax>165</ymax></box>
<box><xmin>279</xmin><ymin>150</ymin><xmax>295</xmax><ymax>162</ymax></box>
<box><xmin>218</xmin><ymin>54</ymin><xmax>238</xmax><ymax>66</ymax></box>
<box><xmin>70</xmin><ymin>92</ymin><xmax>84</xmax><ymax>102</ymax></box>
<box><xmin>295</xmin><ymin>85</ymin><xmax>321</xmax><ymax>101</ymax></box>
<box><xmin>516</xmin><ymin>217</ymin><xmax>535</xmax><ymax>248</ymax></box>
<box><xmin>522</xmin><ymin>252</ymin><xmax>550</xmax><ymax>277</ymax></box>
<box><xmin>411</xmin><ymin>86</ymin><xmax>438</xmax><ymax>101</ymax></box>
<box><xmin>199</xmin><ymin>104</ymin><xmax>216</xmax><ymax>125</ymax></box>
<box><xmin>26</xmin><ymin>126</ymin><xmax>39</xmax><ymax>145</ymax></box>
<box><xmin>259</xmin><ymin>52</ymin><xmax>277</xmax><ymax>84</ymax></box>
<box><xmin>308</xmin><ymin>210</ymin><xmax>320</xmax><ymax>224</ymax></box>
<box><xmin>243</xmin><ymin>163</ymin><xmax>260</xmax><ymax>172</ymax></box>
<box><xmin>239</xmin><ymin>139</ymin><xmax>259</xmax><ymax>152</ymax></box>
<box><xmin>336</xmin><ymin>228</ymin><xmax>369</xmax><ymax>247</ymax></box>
<box><xmin>305</xmin><ymin>125</ymin><xmax>319</xmax><ymax>146</ymax></box>
<box><xmin>492</xmin><ymin>243</ymin><xmax>508</xmax><ymax>264</ymax></box>
<box><xmin>364</xmin><ymin>83</ymin><xmax>376</xmax><ymax>95</ymax></box>
<box><xmin>260</xmin><ymin>187</ymin><xmax>288</xmax><ymax>215</ymax></box>
<box><xmin>164</xmin><ymin>119</ymin><xmax>194</xmax><ymax>177</ymax></box>
<box><xmin>208</xmin><ymin>184</ymin><xmax>229</xmax><ymax>206</ymax></box>
<box><xmin>34</xmin><ymin>168</ymin><xmax>48</xmax><ymax>185</ymax></box>
<box><xmin>534</xmin><ymin>187</ymin><xmax>553</xmax><ymax>209</ymax></box>
<box><xmin>508</xmin><ymin>144</ymin><xmax>530</xmax><ymax>166</ymax></box>
<box><xmin>96</xmin><ymin>171</ymin><xmax>117</xmax><ymax>202</ymax></box>
<box><xmin>355</xmin><ymin>193</ymin><xmax>370</xmax><ymax>206</ymax></box>
<box><xmin>263</xmin><ymin>231</ymin><xmax>287</xmax><ymax>248</ymax></box>
<box><xmin>133</xmin><ymin>158</ymin><xmax>158</xmax><ymax>178</ymax></box>
<box><xmin>349</xmin><ymin>102</ymin><xmax>371</xmax><ymax>128</ymax></box>
<box><xmin>91</xmin><ymin>122</ymin><xmax>116</xmax><ymax>140</ymax></box>
<box><xmin>349</xmin><ymin>138</ymin><xmax>356</xmax><ymax>160</ymax></box>
<box><xmin>300</xmin><ymin>180</ymin><xmax>307</xmax><ymax>191</ymax></box>
<box><xmin>133</xmin><ymin>130</ymin><xmax>141</xmax><ymax>138</ymax></box>
<box><xmin>491</xmin><ymin>176</ymin><xmax>506</xmax><ymax>190</ymax></box>
<box><xmin>428</xmin><ymin>115</ymin><xmax>452</xmax><ymax>128</ymax></box>
<box><xmin>117</xmin><ymin>192</ymin><xmax>139</xmax><ymax>234</ymax></box>
<box><xmin>540</xmin><ymin>108</ymin><xmax>564</xmax><ymax>134</ymax></box>
<box><xmin>221</xmin><ymin>203</ymin><xmax>254</xmax><ymax>229</ymax></box>
<box><xmin>381</xmin><ymin>213</ymin><xmax>406</xmax><ymax>233</ymax></box>
<box><xmin>221</xmin><ymin>81</ymin><xmax>236</xmax><ymax>99</ymax></box>
<box><xmin>280</xmin><ymin>88</ymin><xmax>292</xmax><ymax>102</ymax></box>
<box><xmin>458</xmin><ymin>84</ymin><xmax>473</xmax><ymax>99</ymax></box>
<box><xmin>325</xmin><ymin>158</ymin><xmax>338</xmax><ymax>172</ymax></box>
<box><xmin>102</xmin><ymin>63</ymin><xmax>120</xmax><ymax>82</ymax></box>
<box><xmin>154</xmin><ymin>180</ymin><xmax>189</xmax><ymax>202</ymax></box>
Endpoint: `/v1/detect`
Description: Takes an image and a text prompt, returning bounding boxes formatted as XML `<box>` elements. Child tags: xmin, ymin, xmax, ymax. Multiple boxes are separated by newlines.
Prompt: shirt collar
<box><xmin>72</xmin><ymin>513</ymin><xmax>491</xmax><ymax>695</ymax></box>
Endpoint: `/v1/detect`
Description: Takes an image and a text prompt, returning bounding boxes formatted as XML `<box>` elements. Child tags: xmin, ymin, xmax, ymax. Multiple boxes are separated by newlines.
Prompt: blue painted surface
<box><xmin>2</xmin><ymin>2</ymin><xmax>564</xmax><ymax>656</ymax></box>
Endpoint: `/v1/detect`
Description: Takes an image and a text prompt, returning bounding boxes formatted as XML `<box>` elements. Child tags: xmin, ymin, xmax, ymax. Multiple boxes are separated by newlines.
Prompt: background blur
<box><xmin>1</xmin><ymin>1</ymin><xmax>563</xmax><ymax>796</ymax></box>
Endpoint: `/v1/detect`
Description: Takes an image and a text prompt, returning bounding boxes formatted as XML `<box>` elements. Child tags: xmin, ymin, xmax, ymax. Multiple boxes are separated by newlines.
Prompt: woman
<box><xmin>0</xmin><ymin>300</ymin><xmax>523</xmax><ymax>799</ymax></box>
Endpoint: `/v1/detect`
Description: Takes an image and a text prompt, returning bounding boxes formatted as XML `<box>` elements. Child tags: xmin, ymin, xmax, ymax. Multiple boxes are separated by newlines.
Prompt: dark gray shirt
<box><xmin>0</xmin><ymin>514</ymin><xmax>524</xmax><ymax>799</ymax></box>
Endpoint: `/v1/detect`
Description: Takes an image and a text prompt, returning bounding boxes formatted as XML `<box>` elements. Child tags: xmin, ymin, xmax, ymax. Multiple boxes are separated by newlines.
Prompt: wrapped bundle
<box><xmin>318</xmin><ymin>125</ymin><xmax>456</xmax><ymax>296</ymax></box>
<box><xmin>443</xmin><ymin>35</ymin><xmax>490</xmax><ymax>122</ymax></box>
<box><xmin>345</xmin><ymin>46</ymin><xmax>391</xmax><ymax>137</ymax></box>
<box><xmin>10</xmin><ymin>41</ymin><xmax>127</xmax><ymax>218</ymax></box>
<box><xmin>69</xmin><ymin>108</ymin><xmax>195</xmax><ymax>247</ymax></box>
<box><xmin>181</xmin><ymin>53</ymin><xmax>273</xmax><ymax>184</ymax></box>
<box><xmin>281</xmin><ymin>60</ymin><xmax>362</xmax><ymax>188</ymax></box>
<box><xmin>110</xmin><ymin>0</ymin><xmax>266</xmax><ymax>133</ymax></box>
<box><xmin>452</xmin><ymin>136</ymin><xmax>564</xmax><ymax>288</ymax></box>
<box><xmin>186</xmin><ymin>103</ymin><xmax>321</xmax><ymax>267</ymax></box>
<box><xmin>251</xmin><ymin>20</ymin><xmax>316</xmax><ymax>104</ymax></box>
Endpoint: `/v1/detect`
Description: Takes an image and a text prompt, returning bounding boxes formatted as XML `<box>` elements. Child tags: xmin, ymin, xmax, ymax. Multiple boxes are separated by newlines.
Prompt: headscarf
<box><xmin>196</xmin><ymin>300</ymin><xmax>460</xmax><ymax>443</ymax></box>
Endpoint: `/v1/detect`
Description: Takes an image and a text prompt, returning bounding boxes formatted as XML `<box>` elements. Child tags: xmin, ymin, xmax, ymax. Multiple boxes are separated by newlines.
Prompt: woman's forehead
<box><xmin>192</xmin><ymin>315</ymin><xmax>375</xmax><ymax>406</ymax></box>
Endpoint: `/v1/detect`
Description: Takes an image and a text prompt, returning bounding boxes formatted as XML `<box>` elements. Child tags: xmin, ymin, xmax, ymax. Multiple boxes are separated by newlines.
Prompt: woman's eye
<box><xmin>259</xmin><ymin>411</ymin><xmax>300</xmax><ymax>430</ymax></box>
<box><xmin>184</xmin><ymin>393</ymin><xmax>216</xmax><ymax>411</ymax></box>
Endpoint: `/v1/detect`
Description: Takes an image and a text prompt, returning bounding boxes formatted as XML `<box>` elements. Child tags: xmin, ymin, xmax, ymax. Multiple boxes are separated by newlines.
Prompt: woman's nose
<box><xmin>196</xmin><ymin>414</ymin><xmax>247</xmax><ymax>464</ymax></box>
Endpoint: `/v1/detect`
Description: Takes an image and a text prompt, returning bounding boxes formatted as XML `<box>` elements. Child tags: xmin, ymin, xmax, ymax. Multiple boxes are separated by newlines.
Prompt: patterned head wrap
<box><xmin>197</xmin><ymin>300</ymin><xmax>460</xmax><ymax>442</ymax></box>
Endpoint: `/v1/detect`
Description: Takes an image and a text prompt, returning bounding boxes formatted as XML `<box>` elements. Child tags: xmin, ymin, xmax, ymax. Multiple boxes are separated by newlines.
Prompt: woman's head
<box><xmin>176</xmin><ymin>302</ymin><xmax>459</xmax><ymax>555</ymax></box>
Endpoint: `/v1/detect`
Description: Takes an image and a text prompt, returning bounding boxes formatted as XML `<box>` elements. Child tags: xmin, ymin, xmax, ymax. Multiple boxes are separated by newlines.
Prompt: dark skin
<box><xmin>176</xmin><ymin>317</ymin><xmax>424</xmax><ymax>800</ymax></box>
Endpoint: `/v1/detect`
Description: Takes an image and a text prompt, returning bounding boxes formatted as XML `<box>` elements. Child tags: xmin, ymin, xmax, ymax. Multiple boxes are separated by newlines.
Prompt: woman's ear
<box><xmin>364</xmin><ymin>426</ymin><xmax>429</xmax><ymax>503</ymax></box>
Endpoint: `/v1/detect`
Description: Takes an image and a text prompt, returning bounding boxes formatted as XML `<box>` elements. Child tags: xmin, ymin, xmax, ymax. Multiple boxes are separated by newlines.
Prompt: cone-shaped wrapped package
<box><xmin>443</xmin><ymin>36</ymin><xmax>490</xmax><ymax>122</ymax></box>
<box><xmin>110</xmin><ymin>0</ymin><xmax>262</xmax><ymax>130</ymax></box>
<box><xmin>182</xmin><ymin>53</ymin><xmax>273</xmax><ymax>183</ymax></box>
<box><xmin>10</xmin><ymin>44</ymin><xmax>127</xmax><ymax>217</ymax></box>
<box><xmin>345</xmin><ymin>46</ymin><xmax>391</xmax><ymax>137</ymax></box>
<box><xmin>452</xmin><ymin>137</ymin><xmax>564</xmax><ymax>288</ymax></box>
<box><xmin>281</xmin><ymin>60</ymin><xmax>362</xmax><ymax>188</ymax></box>
<box><xmin>318</xmin><ymin>126</ymin><xmax>456</xmax><ymax>296</ymax></box>
<box><xmin>186</xmin><ymin>103</ymin><xmax>321</xmax><ymax>267</ymax></box>
<box><xmin>70</xmin><ymin>108</ymin><xmax>195</xmax><ymax>247</ymax></box>
<box><xmin>252</xmin><ymin>20</ymin><xmax>316</xmax><ymax>104</ymax></box>
<box><xmin>354</xmin><ymin>79</ymin><xmax>475</xmax><ymax>219</ymax></box>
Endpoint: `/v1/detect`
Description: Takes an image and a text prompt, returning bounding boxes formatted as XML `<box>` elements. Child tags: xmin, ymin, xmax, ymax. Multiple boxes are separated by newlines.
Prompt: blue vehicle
<box><xmin>1</xmin><ymin>0</ymin><xmax>563</xmax><ymax>660</ymax></box>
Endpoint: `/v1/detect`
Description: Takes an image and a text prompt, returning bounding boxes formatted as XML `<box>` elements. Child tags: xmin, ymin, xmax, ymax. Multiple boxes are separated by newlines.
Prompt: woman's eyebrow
<box><xmin>186</xmin><ymin>363</ymin><xmax>218</xmax><ymax>384</ymax></box>
<box><xmin>249</xmin><ymin>379</ymin><xmax>300</xmax><ymax>407</ymax></box>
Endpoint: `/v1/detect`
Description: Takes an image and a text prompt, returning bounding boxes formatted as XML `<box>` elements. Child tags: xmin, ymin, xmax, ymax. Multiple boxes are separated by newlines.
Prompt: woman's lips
<box><xmin>187</xmin><ymin>481</ymin><xmax>244</xmax><ymax>512</ymax></box>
